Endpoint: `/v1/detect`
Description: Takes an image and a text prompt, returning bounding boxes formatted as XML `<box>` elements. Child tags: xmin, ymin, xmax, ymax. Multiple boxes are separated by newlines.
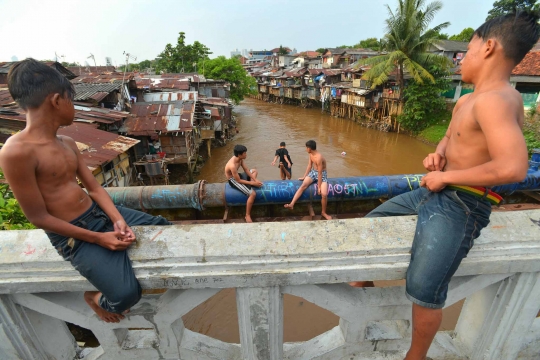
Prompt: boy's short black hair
<box><xmin>280</xmin><ymin>141</ymin><xmax>286</xmax><ymax>146</ymax></box>
<box><xmin>7</xmin><ymin>58</ymin><xmax>75</xmax><ymax>111</ymax></box>
<box><xmin>306</xmin><ymin>140</ymin><xmax>316</xmax><ymax>150</ymax></box>
<box><xmin>234</xmin><ymin>144</ymin><xmax>248</xmax><ymax>157</ymax></box>
<box><xmin>474</xmin><ymin>11</ymin><xmax>540</xmax><ymax>65</ymax></box>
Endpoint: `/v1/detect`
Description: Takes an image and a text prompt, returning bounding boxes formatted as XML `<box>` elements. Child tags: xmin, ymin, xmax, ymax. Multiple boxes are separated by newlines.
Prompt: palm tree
<box><xmin>361</xmin><ymin>0</ymin><xmax>451</xmax><ymax>98</ymax></box>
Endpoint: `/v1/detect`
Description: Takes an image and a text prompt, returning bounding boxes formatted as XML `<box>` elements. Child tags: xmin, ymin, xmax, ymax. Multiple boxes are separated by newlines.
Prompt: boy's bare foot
<box><xmin>245</xmin><ymin>215</ymin><xmax>253</xmax><ymax>223</ymax></box>
<box><xmin>84</xmin><ymin>291</ymin><xmax>124</xmax><ymax>323</ymax></box>
<box><xmin>349</xmin><ymin>281</ymin><xmax>375</xmax><ymax>287</ymax></box>
<box><xmin>321</xmin><ymin>212</ymin><xmax>332</xmax><ymax>220</ymax></box>
<box><xmin>284</xmin><ymin>204</ymin><xmax>293</xmax><ymax>209</ymax></box>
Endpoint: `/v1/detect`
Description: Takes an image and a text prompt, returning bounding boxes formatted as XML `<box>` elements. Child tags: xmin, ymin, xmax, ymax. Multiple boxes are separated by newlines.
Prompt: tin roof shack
<box><xmin>511</xmin><ymin>51</ymin><xmax>540</xmax><ymax>109</ymax></box>
<box><xmin>73</xmin><ymin>105</ymin><xmax>130</xmax><ymax>132</ymax></box>
<box><xmin>200</xmin><ymin>98</ymin><xmax>233</xmax><ymax>142</ymax></box>
<box><xmin>122</xmin><ymin>101</ymin><xmax>199</xmax><ymax>172</ymax></box>
<box><xmin>134</xmin><ymin>74</ymin><xmax>191</xmax><ymax>100</ymax></box>
<box><xmin>0</xmin><ymin>61</ymin><xmax>76</xmax><ymax>85</ymax></box>
<box><xmin>321</xmin><ymin>48</ymin><xmax>348</xmax><ymax>69</ymax></box>
<box><xmin>197</xmin><ymin>79</ymin><xmax>230</xmax><ymax>99</ymax></box>
<box><xmin>72</xmin><ymin>83</ymin><xmax>127</xmax><ymax>109</ymax></box>
<box><xmin>337</xmin><ymin>49</ymin><xmax>378</xmax><ymax>68</ymax></box>
<box><xmin>67</xmin><ymin>66</ymin><xmax>117</xmax><ymax>77</ymax></box>
<box><xmin>57</xmin><ymin>123</ymin><xmax>139</xmax><ymax>187</ymax></box>
<box><xmin>429</xmin><ymin>40</ymin><xmax>468</xmax><ymax>66</ymax></box>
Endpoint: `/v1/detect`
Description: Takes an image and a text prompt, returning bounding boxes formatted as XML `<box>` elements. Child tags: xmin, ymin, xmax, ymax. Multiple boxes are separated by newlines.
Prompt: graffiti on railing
<box><xmin>402</xmin><ymin>175</ymin><xmax>423</xmax><ymax>191</ymax></box>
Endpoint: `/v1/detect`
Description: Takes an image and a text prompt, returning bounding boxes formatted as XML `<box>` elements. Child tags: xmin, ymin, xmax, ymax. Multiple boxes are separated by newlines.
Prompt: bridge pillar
<box><xmin>237</xmin><ymin>286</ymin><xmax>283</xmax><ymax>360</ymax></box>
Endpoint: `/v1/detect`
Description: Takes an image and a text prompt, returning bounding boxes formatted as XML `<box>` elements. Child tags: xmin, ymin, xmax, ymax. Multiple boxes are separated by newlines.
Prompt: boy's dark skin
<box><xmin>224</xmin><ymin>151</ymin><xmax>262</xmax><ymax>222</ymax></box>
<box><xmin>271</xmin><ymin>144</ymin><xmax>292</xmax><ymax>180</ymax></box>
<box><xmin>0</xmin><ymin>92</ymin><xmax>136</xmax><ymax>323</ymax></box>
<box><xmin>407</xmin><ymin>28</ymin><xmax>528</xmax><ymax>360</ymax></box>
<box><xmin>284</xmin><ymin>145</ymin><xmax>332</xmax><ymax>220</ymax></box>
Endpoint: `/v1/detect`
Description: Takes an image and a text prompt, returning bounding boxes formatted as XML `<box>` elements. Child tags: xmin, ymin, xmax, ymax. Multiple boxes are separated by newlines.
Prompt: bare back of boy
<box><xmin>309</xmin><ymin>152</ymin><xmax>327</xmax><ymax>173</ymax></box>
<box><xmin>1</xmin><ymin>133</ymin><xmax>92</xmax><ymax>222</ymax></box>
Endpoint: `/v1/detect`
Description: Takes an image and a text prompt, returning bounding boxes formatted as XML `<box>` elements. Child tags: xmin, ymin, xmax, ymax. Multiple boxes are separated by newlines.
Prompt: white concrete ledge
<box><xmin>1</xmin><ymin>210</ymin><xmax>540</xmax><ymax>294</ymax></box>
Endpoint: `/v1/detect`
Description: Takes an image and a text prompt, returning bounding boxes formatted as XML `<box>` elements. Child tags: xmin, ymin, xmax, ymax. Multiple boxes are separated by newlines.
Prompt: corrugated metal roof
<box><xmin>67</xmin><ymin>66</ymin><xmax>118</xmax><ymax>76</ymax></box>
<box><xmin>71</xmin><ymin>73</ymin><xmax>134</xmax><ymax>83</ymax></box>
<box><xmin>73</xmin><ymin>83</ymin><xmax>122</xmax><ymax>101</ymax></box>
<box><xmin>124</xmin><ymin>101</ymin><xmax>195</xmax><ymax>135</ymax></box>
<box><xmin>0</xmin><ymin>88</ymin><xmax>15</xmax><ymax>106</ymax></box>
<box><xmin>431</xmin><ymin>40</ymin><xmax>468</xmax><ymax>52</ymax></box>
<box><xmin>143</xmin><ymin>91</ymin><xmax>198</xmax><ymax>102</ymax></box>
<box><xmin>58</xmin><ymin>123</ymin><xmax>139</xmax><ymax>171</ymax></box>
<box><xmin>135</xmin><ymin>77</ymin><xmax>190</xmax><ymax>90</ymax></box>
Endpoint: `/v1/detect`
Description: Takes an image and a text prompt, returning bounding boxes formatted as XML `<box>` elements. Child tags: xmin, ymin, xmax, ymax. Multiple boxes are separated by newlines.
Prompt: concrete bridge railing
<box><xmin>1</xmin><ymin>210</ymin><xmax>540</xmax><ymax>359</ymax></box>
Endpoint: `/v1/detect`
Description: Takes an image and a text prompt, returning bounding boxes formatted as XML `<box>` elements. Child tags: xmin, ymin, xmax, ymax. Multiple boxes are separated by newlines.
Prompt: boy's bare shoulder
<box><xmin>474</xmin><ymin>86</ymin><xmax>523</xmax><ymax>114</ymax></box>
<box><xmin>0</xmin><ymin>134</ymin><xmax>34</xmax><ymax>165</ymax></box>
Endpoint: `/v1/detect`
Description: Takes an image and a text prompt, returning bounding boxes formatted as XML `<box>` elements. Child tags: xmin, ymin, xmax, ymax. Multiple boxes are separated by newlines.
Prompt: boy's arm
<box><xmin>301</xmin><ymin>156</ymin><xmax>313</xmax><ymax>180</ymax></box>
<box><xmin>64</xmin><ymin>137</ymin><xmax>135</xmax><ymax>241</ymax></box>
<box><xmin>315</xmin><ymin>158</ymin><xmax>323</xmax><ymax>190</ymax></box>
<box><xmin>234</xmin><ymin>161</ymin><xmax>262</xmax><ymax>186</ymax></box>
<box><xmin>422</xmin><ymin>93</ymin><xmax>528</xmax><ymax>191</ymax></box>
<box><xmin>271</xmin><ymin>155</ymin><xmax>279</xmax><ymax>166</ymax></box>
<box><xmin>0</xmin><ymin>145</ymin><xmax>129</xmax><ymax>250</ymax></box>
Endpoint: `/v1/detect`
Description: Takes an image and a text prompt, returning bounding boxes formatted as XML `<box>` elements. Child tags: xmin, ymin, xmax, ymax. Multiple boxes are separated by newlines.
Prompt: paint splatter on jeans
<box><xmin>366</xmin><ymin>187</ymin><xmax>491</xmax><ymax>309</ymax></box>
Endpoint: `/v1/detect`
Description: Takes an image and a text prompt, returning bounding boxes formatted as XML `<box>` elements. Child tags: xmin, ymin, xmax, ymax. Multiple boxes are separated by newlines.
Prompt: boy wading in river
<box><xmin>271</xmin><ymin>141</ymin><xmax>293</xmax><ymax>180</ymax></box>
<box><xmin>225</xmin><ymin>145</ymin><xmax>263</xmax><ymax>223</ymax></box>
<box><xmin>285</xmin><ymin>140</ymin><xmax>332</xmax><ymax>220</ymax></box>
<box><xmin>0</xmin><ymin>59</ymin><xmax>172</xmax><ymax>323</ymax></box>
<box><xmin>355</xmin><ymin>12</ymin><xmax>539</xmax><ymax>360</ymax></box>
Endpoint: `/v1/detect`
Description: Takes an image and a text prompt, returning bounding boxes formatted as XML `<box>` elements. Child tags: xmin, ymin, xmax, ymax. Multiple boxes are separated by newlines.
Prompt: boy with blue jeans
<box><xmin>360</xmin><ymin>12</ymin><xmax>539</xmax><ymax>359</ymax></box>
<box><xmin>0</xmin><ymin>59</ymin><xmax>171</xmax><ymax>323</ymax></box>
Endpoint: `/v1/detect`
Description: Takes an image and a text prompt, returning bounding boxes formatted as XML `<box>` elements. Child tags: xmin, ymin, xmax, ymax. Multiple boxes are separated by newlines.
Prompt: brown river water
<box><xmin>185</xmin><ymin>98</ymin><xmax>462</xmax><ymax>343</ymax></box>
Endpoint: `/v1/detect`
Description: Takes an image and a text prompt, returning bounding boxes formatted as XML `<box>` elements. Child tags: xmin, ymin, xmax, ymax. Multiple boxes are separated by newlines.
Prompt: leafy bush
<box><xmin>398</xmin><ymin>65</ymin><xmax>451</xmax><ymax>133</ymax></box>
<box><xmin>523</xmin><ymin>130</ymin><xmax>540</xmax><ymax>156</ymax></box>
<box><xmin>0</xmin><ymin>169</ymin><xmax>35</xmax><ymax>230</ymax></box>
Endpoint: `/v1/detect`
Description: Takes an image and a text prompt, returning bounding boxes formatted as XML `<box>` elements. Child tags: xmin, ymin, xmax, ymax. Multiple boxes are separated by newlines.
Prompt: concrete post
<box><xmin>237</xmin><ymin>287</ymin><xmax>283</xmax><ymax>360</ymax></box>
<box><xmin>456</xmin><ymin>272</ymin><xmax>540</xmax><ymax>360</ymax></box>
<box><xmin>0</xmin><ymin>295</ymin><xmax>77</xmax><ymax>360</ymax></box>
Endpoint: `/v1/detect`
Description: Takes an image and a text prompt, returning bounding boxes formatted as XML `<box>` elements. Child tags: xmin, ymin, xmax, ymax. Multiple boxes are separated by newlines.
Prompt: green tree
<box><xmin>0</xmin><ymin>168</ymin><xmax>35</xmax><ymax>230</ymax></box>
<box><xmin>449</xmin><ymin>27</ymin><xmax>475</xmax><ymax>42</ymax></box>
<box><xmin>278</xmin><ymin>45</ymin><xmax>288</xmax><ymax>55</ymax></box>
<box><xmin>434</xmin><ymin>32</ymin><xmax>449</xmax><ymax>39</ymax></box>
<box><xmin>398</xmin><ymin>65</ymin><xmax>451</xmax><ymax>132</ymax></box>
<box><xmin>486</xmin><ymin>0</ymin><xmax>539</xmax><ymax>20</ymax></box>
<box><xmin>155</xmin><ymin>32</ymin><xmax>212</xmax><ymax>73</ymax></box>
<box><xmin>360</xmin><ymin>0</ymin><xmax>451</xmax><ymax>97</ymax></box>
<box><xmin>199</xmin><ymin>56</ymin><xmax>257</xmax><ymax>104</ymax></box>
<box><xmin>316</xmin><ymin>48</ymin><xmax>326</xmax><ymax>54</ymax></box>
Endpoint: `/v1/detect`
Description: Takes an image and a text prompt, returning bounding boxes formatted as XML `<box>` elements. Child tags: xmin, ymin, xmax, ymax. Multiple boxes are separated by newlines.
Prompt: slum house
<box><xmin>0</xmin><ymin>101</ymin><xmax>138</xmax><ymax>186</ymax></box>
<box><xmin>197</xmin><ymin>79</ymin><xmax>230</xmax><ymax>99</ymax></box>
<box><xmin>121</xmin><ymin>100</ymin><xmax>199</xmax><ymax>181</ymax></box>
<box><xmin>58</xmin><ymin>123</ymin><xmax>139</xmax><ymax>187</ymax></box>
<box><xmin>305</xmin><ymin>69</ymin><xmax>324</xmax><ymax>103</ymax></box>
<box><xmin>67</xmin><ymin>66</ymin><xmax>117</xmax><ymax>77</ymax></box>
<box><xmin>429</xmin><ymin>40</ymin><xmax>468</xmax><ymax>66</ymax></box>
<box><xmin>321</xmin><ymin>48</ymin><xmax>348</xmax><ymax>69</ymax></box>
<box><xmin>0</xmin><ymin>61</ymin><xmax>76</xmax><ymax>85</ymax></box>
<box><xmin>200</xmin><ymin>97</ymin><xmax>234</xmax><ymax>150</ymax></box>
<box><xmin>72</xmin><ymin>82</ymin><xmax>127</xmax><ymax>109</ymax></box>
<box><xmin>336</xmin><ymin>49</ymin><xmax>378</xmax><ymax>68</ymax></box>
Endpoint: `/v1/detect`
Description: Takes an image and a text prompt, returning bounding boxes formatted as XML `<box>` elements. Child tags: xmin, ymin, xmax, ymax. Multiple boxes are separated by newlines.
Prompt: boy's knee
<box><xmin>152</xmin><ymin>215</ymin><xmax>172</xmax><ymax>226</ymax></box>
<box><xmin>110</xmin><ymin>283</ymin><xmax>142</xmax><ymax>313</ymax></box>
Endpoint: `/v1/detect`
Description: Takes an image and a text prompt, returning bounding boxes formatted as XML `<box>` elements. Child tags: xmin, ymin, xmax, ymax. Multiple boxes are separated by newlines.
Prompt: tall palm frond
<box><xmin>357</xmin><ymin>0</ymin><xmax>451</xmax><ymax>97</ymax></box>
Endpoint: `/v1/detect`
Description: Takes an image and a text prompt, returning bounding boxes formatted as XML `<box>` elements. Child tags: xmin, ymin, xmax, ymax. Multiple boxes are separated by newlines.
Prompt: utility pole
<box><xmin>120</xmin><ymin>51</ymin><xmax>137</xmax><ymax>110</ymax></box>
<box><xmin>87</xmin><ymin>53</ymin><xmax>97</xmax><ymax>72</ymax></box>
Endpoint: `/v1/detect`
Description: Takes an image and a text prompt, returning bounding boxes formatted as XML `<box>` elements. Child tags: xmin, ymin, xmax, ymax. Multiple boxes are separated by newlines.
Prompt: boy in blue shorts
<box><xmin>359</xmin><ymin>12</ymin><xmax>539</xmax><ymax>359</ymax></box>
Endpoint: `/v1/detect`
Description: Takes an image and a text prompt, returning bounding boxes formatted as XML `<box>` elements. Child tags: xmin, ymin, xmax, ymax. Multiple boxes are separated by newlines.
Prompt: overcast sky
<box><xmin>0</xmin><ymin>0</ymin><xmax>494</xmax><ymax>65</ymax></box>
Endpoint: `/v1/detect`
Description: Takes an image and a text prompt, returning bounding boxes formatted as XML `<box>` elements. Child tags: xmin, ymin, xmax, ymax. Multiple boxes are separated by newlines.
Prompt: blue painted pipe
<box><xmin>225</xmin><ymin>174</ymin><xmax>425</xmax><ymax>206</ymax></box>
<box><xmin>105</xmin><ymin>172</ymin><xmax>540</xmax><ymax>209</ymax></box>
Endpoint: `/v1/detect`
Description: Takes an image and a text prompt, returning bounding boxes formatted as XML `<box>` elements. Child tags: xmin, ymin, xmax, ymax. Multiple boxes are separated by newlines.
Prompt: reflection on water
<box><xmin>197</xmin><ymin>98</ymin><xmax>434</xmax><ymax>183</ymax></box>
<box><xmin>189</xmin><ymin>99</ymin><xmax>450</xmax><ymax>343</ymax></box>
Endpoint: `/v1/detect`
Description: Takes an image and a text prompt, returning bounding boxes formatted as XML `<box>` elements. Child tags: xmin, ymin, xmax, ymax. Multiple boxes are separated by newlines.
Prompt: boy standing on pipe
<box><xmin>0</xmin><ymin>59</ymin><xmax>172</xmax><ymax>323</ymax></box>
<box><xmin>357</xmin><ymin>12</ymin><xmax>539</xmax><ymax>360</ymax></box>
<box><xmin>285</xmin><ymin>140</ymin><xmax>332</xmax><ymax>220</ymax></box>
<box><xmin>225</xmin><ymin>144</ymin><xmax>263</xmax><ymax>223</ymax></box>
